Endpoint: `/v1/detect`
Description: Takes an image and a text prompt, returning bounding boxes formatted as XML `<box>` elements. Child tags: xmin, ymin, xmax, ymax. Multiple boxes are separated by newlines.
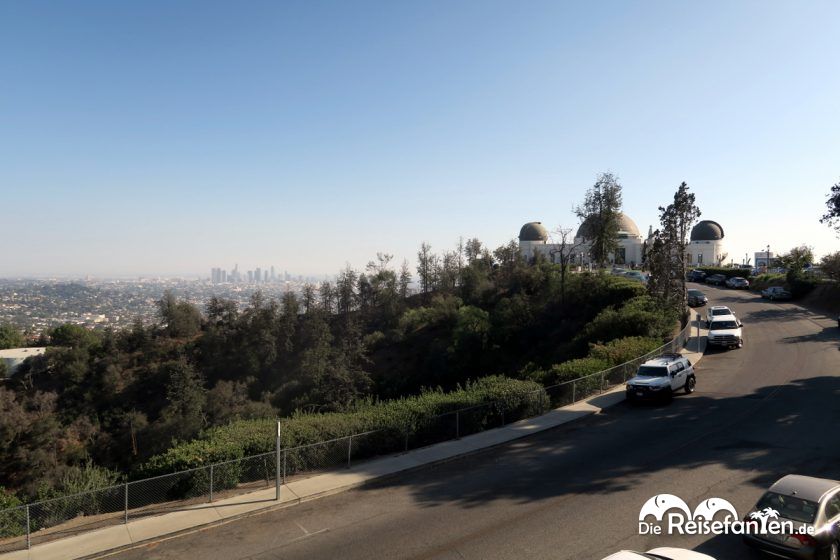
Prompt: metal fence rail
<box><xmin>0</xmin><ymin>320</ymin><xmax>693</xmax><ymax>554</ymax></box>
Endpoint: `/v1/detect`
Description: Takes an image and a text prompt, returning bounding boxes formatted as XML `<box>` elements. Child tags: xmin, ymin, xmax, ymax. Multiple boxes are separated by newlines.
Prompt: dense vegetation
<box><xmin>0</xmin><ymin>239</ymin><xmax>680</xmax><ymax>505</ymax></box>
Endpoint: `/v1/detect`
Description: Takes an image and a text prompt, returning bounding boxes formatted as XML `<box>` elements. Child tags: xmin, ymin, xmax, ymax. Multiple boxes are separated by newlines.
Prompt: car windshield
<box><xmin>755</xmin><ymin>491</ymin><xmax>818</xmax><ymax>524</ymax></box>
<box><xmin>711</xmin><ymin>320</ymin><xmax>738</xmax><ymax>329</ymax></box>
<box><xmin>636</xmin><ymin>365</ymin><xmax>669</xmax><ymax>377</ymax></box>
<box><xmin>712</xmin><ymin>309</ymin><xmax>730</xmax><ymax>315</ymax></box>
<box><xmin>688</xmin><ymin>290</ymin><xmax>704</xmax><ymax>296</ymax></box>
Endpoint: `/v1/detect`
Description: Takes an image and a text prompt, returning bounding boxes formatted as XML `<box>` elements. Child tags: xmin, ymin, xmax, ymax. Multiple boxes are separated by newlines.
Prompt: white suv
<box><xmin>706</xmin><ymin>305</ymin><xmax>733</xmax><ymax>326</ymax></box>
<box><xmin>626</xmin><ymin>354</ymin><xmax>696</xmax><ymax>403</ymax></box>
<box><xmin>707</xmin><ymin>314</ymin><xmax>743</xmax><ymax>349</ymax></box>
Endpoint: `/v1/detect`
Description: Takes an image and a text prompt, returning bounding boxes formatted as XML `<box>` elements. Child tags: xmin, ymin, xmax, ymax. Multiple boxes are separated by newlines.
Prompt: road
<box><xmin>111</xmin><ymin>285</ymin><xmax>840</xmax><ymax>560</ymax></box>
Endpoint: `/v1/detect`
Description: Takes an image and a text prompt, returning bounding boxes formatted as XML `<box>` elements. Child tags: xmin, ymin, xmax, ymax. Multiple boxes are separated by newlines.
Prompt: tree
<box><xmin>779</xmin><ymin>245</ymin><xmax>815</xmax><ymax>287</ymax></box>
<box><xmin>335</xmin><ymin>265</ymin><xmax>358</xmax><ymax>316</ymax></box>
<box><xmin>820</xmin><ymin>180</ymin><xmax>840</xmax><ymax>235</ymax></box>
<box><xmin>301</xmin><ymin>283</ymin><xmax>317</xmax><ymax>313</ymax></box>
<box><xmin>549</xmin><ymin>226</ymin><xmax>584</xmax><ymax>304</ymax></box>
<box><xmin>398</xmin><ymin>259</ymin><xmax>412</xmax><ymax>299</ymax></box>
<box><xmin>319</xmin><ymin>281</ymin><xmax>334</xmax><ymax>313</ymax></box>
<box><xmin>575</xmin><ymin>172</ymin><xmax>624</xmax><ymax>267</ymax></box>
<box><xmin>778</xmin><ymin>245</ymin><xmax>814</xmax><ymax>274</ymax></box>
<box><xmin>49</xmin><ymin>323</ymin><xmax>99</xmax><ymax>349</ymax></box>
<box><xmin>157</xmin><ymin>291</ymin><xmax>201</xmax><ymax>338</ymax></box>
<box><xmin>821</xmin><ymin>251</ymin><xmax>840</xmax><ymax>282</ymax></box>
<box><xmin>464</xmin><ymin>238</ymin><xmax>483</xmax><ymax>263</ymax></box>
<box><xmin>417</xmin><ymin>242</ymin><xmax>435</xmax><ymax>297</ymax></box>
<box><xmin>648</xmin><ymin>182</ymin><xmax>701</xmax><ymax>311</ymax></box>
<box><xmin>159</xmin><ymin>359</ymin><xmax>206</xmax><ymax>441</ymax></box>
<box><xmin>0</xmin><ymin>323</ymin><xmax>24</xmax><ymax>350</ymax></box>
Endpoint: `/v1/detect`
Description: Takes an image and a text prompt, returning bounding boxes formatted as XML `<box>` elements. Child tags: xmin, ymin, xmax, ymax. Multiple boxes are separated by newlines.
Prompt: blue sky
<box><xmin>1</xmin><ymin>0</ymin><xmax>838</xmax><ymax>277</ymax></box>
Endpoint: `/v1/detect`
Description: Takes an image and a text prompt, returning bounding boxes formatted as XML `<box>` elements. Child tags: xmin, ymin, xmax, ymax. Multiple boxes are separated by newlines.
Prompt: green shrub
<box><xmin>588</xmin><ymin>336</ymin><xmax>662</xmax><ymax>365</ymax></box>
<box><xmin>788</xmin><ymin>275</ymin><xmax>816</xmax><ymax>299</ymax></box>
<box><xmin>750</xmin><ymin>273</ymin><xmax>785</xmax><ymax>292</ymax></box>
<box><xmin>694</xmin><ymin>267</ymin><xmax>752</xmax><ymax>280</ymax></box>
<box><xmin>580</xmin><ymin>295</ymin><xmax>675</xmax><ymax>344</ymax></box>
<box><xmin>137</xmin><ymin>376</ymin><xmax>546</xmax><ymax>481</ymax></box>
<box><xmin>0</xmin><ymin>487</ymin><xmax>24</xmax><ymax>538</ymax></box>
<box><xmin>547</xmin><ymin>357</ymin><xmax>612</xmax><ymax>384</ymax></box>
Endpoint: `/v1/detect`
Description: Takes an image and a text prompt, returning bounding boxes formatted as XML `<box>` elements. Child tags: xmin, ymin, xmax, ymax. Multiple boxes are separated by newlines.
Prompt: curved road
<box><xmin>113</xmin><ymin>286</ymin><xmax>840</xmax><ymax>560</ymax></box>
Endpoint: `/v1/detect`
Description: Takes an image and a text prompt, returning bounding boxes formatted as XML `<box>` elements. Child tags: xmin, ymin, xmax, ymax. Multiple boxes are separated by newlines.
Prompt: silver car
<box><xmin>743</xmin><ymin>474</ymin><xmax>840</xmax><ymax>559</ymax></box>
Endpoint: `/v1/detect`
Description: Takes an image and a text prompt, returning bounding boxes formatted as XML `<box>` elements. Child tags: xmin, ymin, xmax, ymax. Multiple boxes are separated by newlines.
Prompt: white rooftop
<box><xmin>0</xmin><ymin>347</ymin><xmax>47</xmax><ymax>359</ymax></box>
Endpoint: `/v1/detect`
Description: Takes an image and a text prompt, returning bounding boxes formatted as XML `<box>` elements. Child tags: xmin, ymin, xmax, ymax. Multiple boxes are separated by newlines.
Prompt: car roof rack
<box><xmin>658</xmin><ymin>352</ymin><xmax>683</xmax><ymax>361</ymax></box>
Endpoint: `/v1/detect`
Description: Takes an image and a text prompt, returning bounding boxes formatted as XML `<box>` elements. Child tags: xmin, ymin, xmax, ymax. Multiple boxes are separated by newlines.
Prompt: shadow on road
<box><xmin>356</xmin><ymin>375</ymin><xmax>840</xmax><ymax>558</ymax></box>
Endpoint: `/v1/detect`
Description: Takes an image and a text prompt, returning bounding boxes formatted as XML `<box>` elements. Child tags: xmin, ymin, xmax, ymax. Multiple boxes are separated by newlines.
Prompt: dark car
<box><xmin>687</xmin><ymin>270</ymin><xmax>707</xmax><ymax>282</ymax></box>
<box><xmin>743</xmin><ymin>474</ymin><xmax>840</xmax><ymax>560</ymax></box>
<box><xmin>705</xmin><ymin>274</ymin><xmax>727</xmax><ymax>286</ymax></box>
<box><xmin>687</xmin><ymin>289</ymin><xmax>708</xmax><ymax>307</ymax></box>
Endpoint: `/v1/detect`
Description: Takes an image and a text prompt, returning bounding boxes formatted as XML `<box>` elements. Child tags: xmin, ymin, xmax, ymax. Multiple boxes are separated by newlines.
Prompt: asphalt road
<box><xmin>111</xmin><ymin>285</ymin><xmax>840</xmax><ymax>560</ymax></box>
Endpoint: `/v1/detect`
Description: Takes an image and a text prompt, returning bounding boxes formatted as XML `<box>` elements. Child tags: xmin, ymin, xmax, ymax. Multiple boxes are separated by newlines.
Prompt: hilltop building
<box><xmin>519</xmin><ymin>215</ymin><xmax>727</xmax><ymax>269</ymax></box>
<box><xmin>518</xmin><ymin>213</ymin><xmax>645</xmax><ymax>267</ymax></box>
<box><xmin>686</xmin><ymin>220</ymin><xmax>726</xmax><ymax>266</ymax></box>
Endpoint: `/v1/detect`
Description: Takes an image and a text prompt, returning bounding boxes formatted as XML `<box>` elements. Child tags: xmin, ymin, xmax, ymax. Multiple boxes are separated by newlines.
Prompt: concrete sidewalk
<box><xmin>3</xmin><ymin>326</ymin><xmax>707</xmax><ymax>560</ymax></box>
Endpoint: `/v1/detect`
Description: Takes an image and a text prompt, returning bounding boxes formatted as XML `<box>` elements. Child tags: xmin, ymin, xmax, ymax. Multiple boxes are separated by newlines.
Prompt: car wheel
<box><xmin>684</xmin><ymin>376</ymin><xmax>696</xmax><ymax>394</ymax></box>
<box><xmin>820</xmin><ymin>541</ymin><xmax>838</xmax><ymax>560</ymax></box>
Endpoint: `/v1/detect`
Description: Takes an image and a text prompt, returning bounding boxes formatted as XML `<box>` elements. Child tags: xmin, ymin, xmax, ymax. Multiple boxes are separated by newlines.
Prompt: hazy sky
<box><xmin>2</xmin><ymin>0</ymin><xmax>838</xmax><ymax>277</ymax></box>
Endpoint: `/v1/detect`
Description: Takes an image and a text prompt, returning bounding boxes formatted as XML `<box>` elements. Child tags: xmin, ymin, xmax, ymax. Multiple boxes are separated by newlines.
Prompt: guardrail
<box><xmin>0</xmin><ymin>320</ymin><xmax>693</xmax><ymax>554</ymax></box>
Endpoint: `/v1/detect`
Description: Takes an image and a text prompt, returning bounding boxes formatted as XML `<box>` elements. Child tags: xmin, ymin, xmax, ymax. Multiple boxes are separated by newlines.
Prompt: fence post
<box><xmin>347</xmin><ymin>435</ymin><xmax>353</xmax><ymax>469</ymax></box>
<box><xmin>275</xmin><ymin>421</ymin><xmax>281</xmax><ymax>501</ymax></box>
<box><xmin>124</xmin><ymin>483</ymin><xmax>128</xmax><ymax>524</ymax></box>
<box><xmin>25</xmin><ymin>504</ymin><xmax>30</xmax><ymax>550</ymax></box>
<box><xmin>209</xmin><ymin>464</ymin><xmax>214</xmax><ymax>503</ymax></box>
<box><xmin>572</xmin><ymin>381</ymin><xmax>576</xmax><ymax>403</ymax></box>
<box><xmin>601</xmin><ymin>371</ymin><xmax>606</xmax><ymax>392</ymax></box>
<box><xmin>455</xmin><ymin>411</ymin><xmax>460</xmax><ymax>439</ymax></box>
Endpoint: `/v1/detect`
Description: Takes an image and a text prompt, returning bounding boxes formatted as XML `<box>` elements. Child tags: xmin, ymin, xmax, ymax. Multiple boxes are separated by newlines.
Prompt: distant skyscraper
<box><xmin>270</xmin><ymin>266</ymin><xmax>276</xmax><ymax>282</ymax></box>
<box><xmin>247</xmin><ymin>270</ymin><xmax>254</xmax><ymax>283</ymax></box>
<box><xmin>221</xmin><ymin>269</ymin><xmax>227</xmax><ymax>283</ymax></box>
<box><xmin>255</xmin><ymin>267</ymin><xmax>262</xmax><ymax>284</ymax></box>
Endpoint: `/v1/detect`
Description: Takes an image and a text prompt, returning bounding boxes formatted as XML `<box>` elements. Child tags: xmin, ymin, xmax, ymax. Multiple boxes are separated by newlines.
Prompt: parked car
<box><xmin>706</xmin><ymin>305</ymin><xmax>733</xmax><ymax>325</ymax></box>
<box><xmin>603</xmin><ymin>548</ymin><xmax>716</xmax><ymax>559</ymax></box>
<box><xmin>705</xmin><ymin>274</ymin><xmax>727</xmax><ymax>286</ymax></box>
<box><xmin>625</xmin><ymin>354</ymin><xmax>696</xmax><ymax>403</ymax></box>
<box><xmin>708</xmin><ymin>315</ymin><xmax>743</xmax><ymax>349</ymax></box>
<box><xmin>687</xmin><ymin>270</ymin><xmax>707</xmax><ymax>283</ymax></box>
<box><xmin>726</xmin><ymin>276</ymin><xmax>750</xmax><ymax>289</ymax></box>
<box><xmin>687</xmin><ymin>289</ymin><xmax>708</xmax><ymax>307</ymax></box>
<box><xmin>743</xmin><ymin>474</ymin><xmax>840</xmax><ymax>560</ymax></box>
<box><xmin>762</xmin><ymin>286</ymin><xmax>793</xmax><ymax>301</ymax></box>
<box><xmin>623</xmin><ymin>270</ymin><xmax>648</xmax><ymax>284</ymax></box>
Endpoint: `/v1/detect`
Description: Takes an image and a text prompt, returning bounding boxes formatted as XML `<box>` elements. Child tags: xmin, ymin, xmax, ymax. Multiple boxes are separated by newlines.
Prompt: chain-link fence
<box><xmin>0</xmin><ymin>320</ymin><xmax>693</xmax><ymax>554</ymax></box>
<box><xmin>542</xmin><ymin>319</ymin><xmax>693</xmax><ymax>408</ymax></box>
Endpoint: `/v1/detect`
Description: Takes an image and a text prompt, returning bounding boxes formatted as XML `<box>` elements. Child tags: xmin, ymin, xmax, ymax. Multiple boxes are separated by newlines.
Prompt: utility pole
<box><xmin>275</xmin><ymin>420</ymin><xmax>281</xmax><ymax>501</ymax></box>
